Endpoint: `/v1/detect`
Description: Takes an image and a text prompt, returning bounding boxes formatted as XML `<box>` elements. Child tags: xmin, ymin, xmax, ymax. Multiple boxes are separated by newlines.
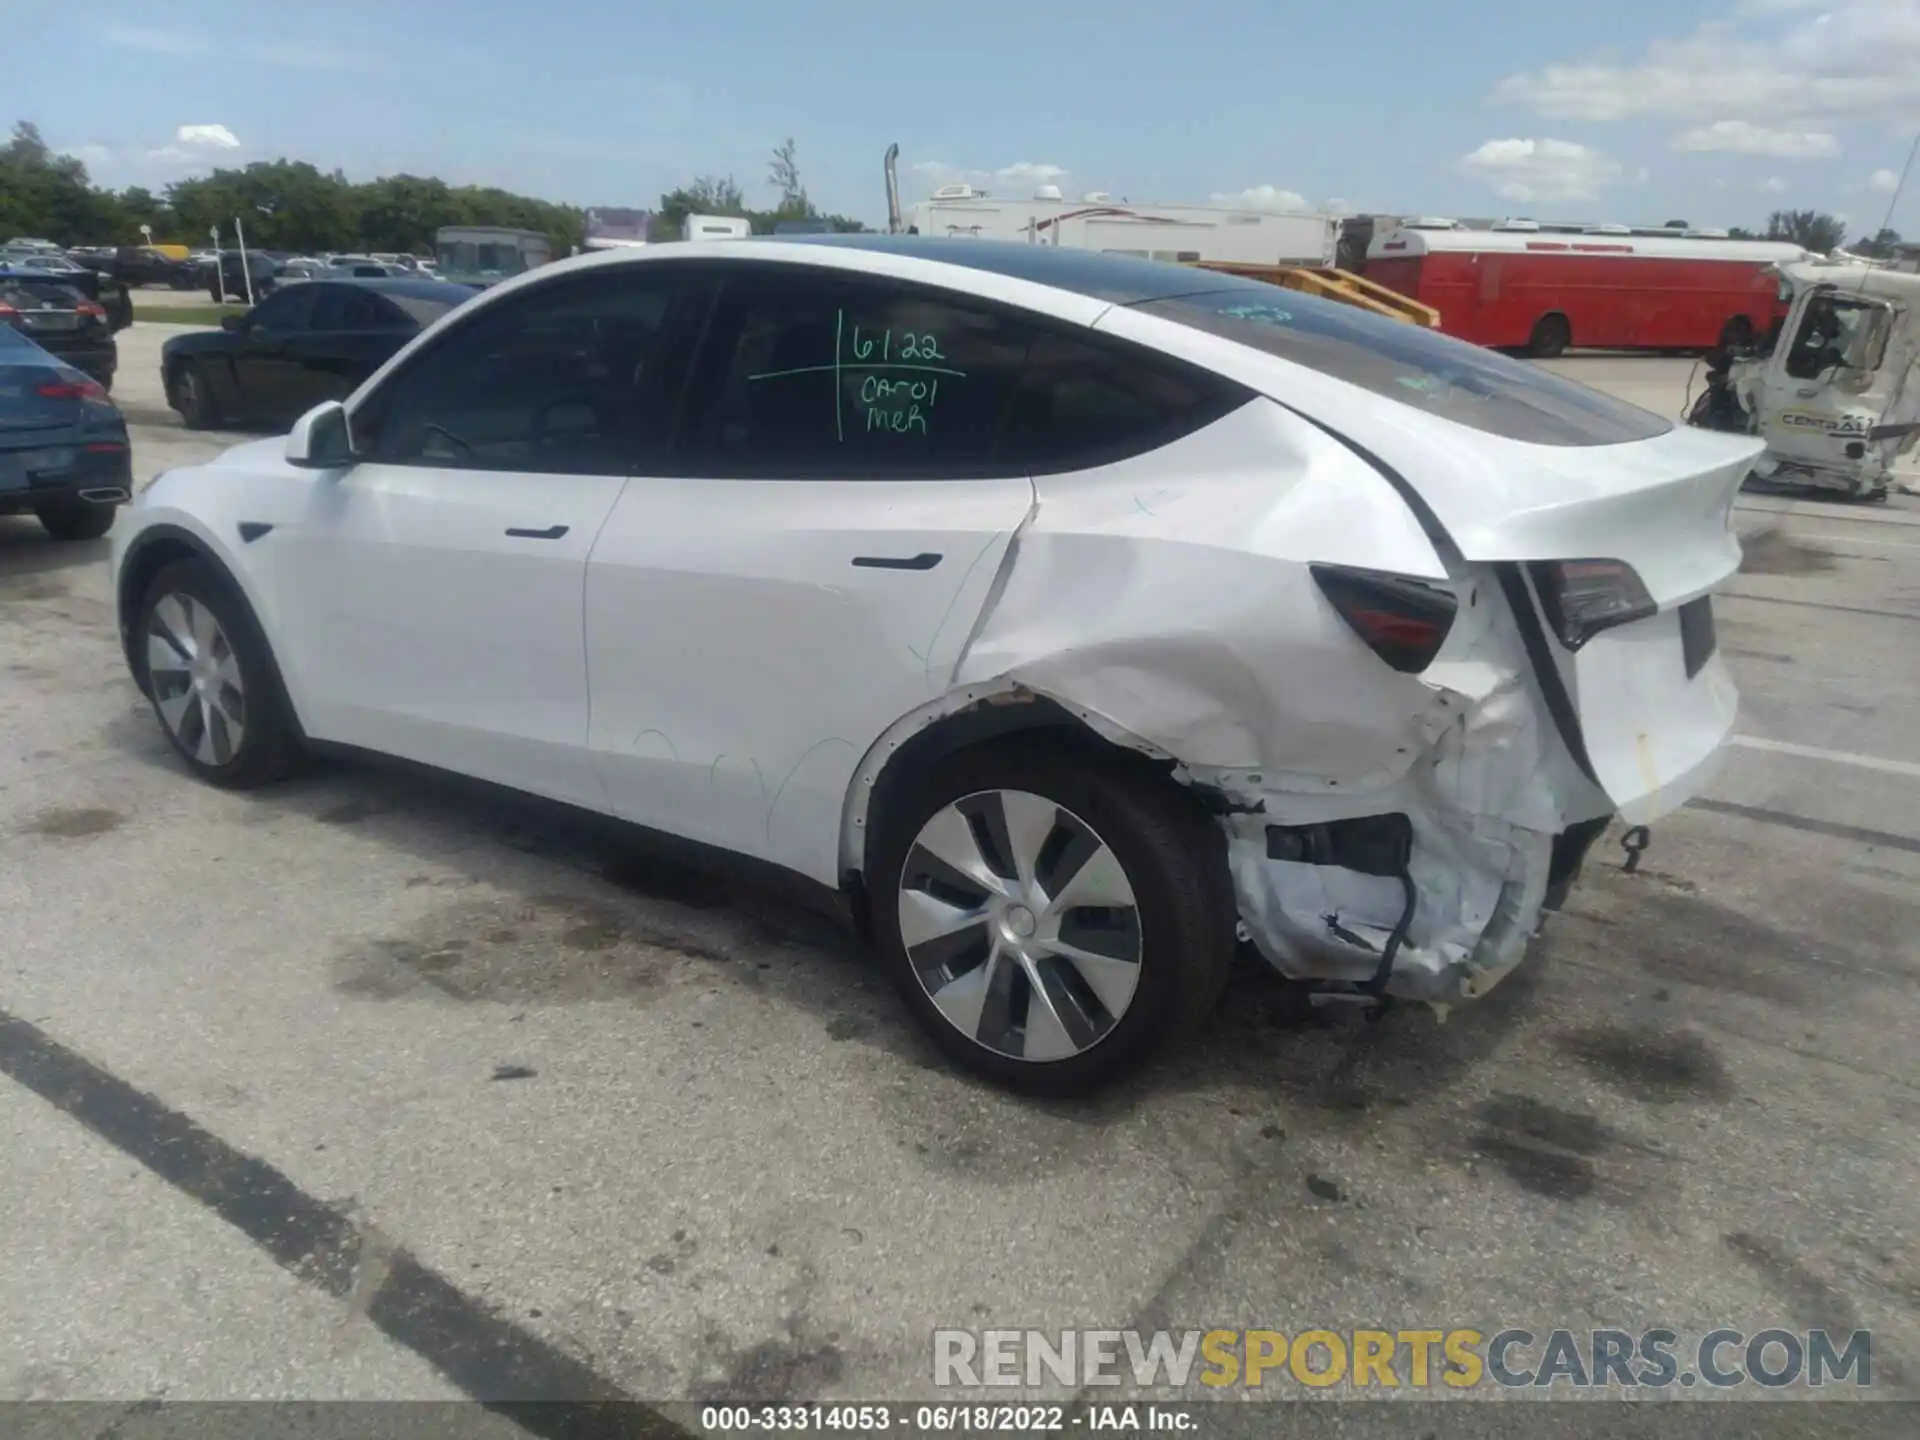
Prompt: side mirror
<box><xmin>285</xmin><ymin>401</ymin><xmax>357</xmax><ymax>470</ymax></box>
<box><xmin>220</xmin><ymin>314</ymin><xmax>245</xmax><ymax>333</ymax></box>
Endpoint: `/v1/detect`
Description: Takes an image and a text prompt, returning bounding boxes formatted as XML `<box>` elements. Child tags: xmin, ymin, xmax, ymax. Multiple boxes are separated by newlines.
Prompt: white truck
<box><xmin>1687</xmin><ymin>259</ymin><xmax>1920</xmax><ymax>501</ymax></box>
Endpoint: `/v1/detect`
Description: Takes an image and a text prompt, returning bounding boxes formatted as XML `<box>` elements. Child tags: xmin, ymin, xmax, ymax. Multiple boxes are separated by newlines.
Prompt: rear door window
<box><xmin>675</xmin><ymin>269</ymin><xmax>1033</xmax><ymax>477</ymax></box>
<box><xmin>1133</xmin><ymin>286</ymin><xmax>1675</xmax><ymax>446</ymax></box>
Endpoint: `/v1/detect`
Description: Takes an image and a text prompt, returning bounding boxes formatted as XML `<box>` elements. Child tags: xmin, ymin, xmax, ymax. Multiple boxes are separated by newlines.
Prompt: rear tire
<box><xmin>173</xmin><ymin>360</ymin><xmax>219</xmax><ymax>430</ymax></box>
<box><xmin>1528</xmin><ymin>313</ymin><xmax>1571</xmax><ymax>359</ymax></box>
<box><xmin>869</xmin><ymin>737</ymin><xmax>1236</xmax><ymax>1095</ymax></box>
<box><xmin>136</xmin><ymin>558</ymin><xmax>303</xmax><ymax>789</ymax></box>
<box><xmin>35</xmin><ymin>500</ymin><xmax>117</xmax><ymax>542</ymax></box>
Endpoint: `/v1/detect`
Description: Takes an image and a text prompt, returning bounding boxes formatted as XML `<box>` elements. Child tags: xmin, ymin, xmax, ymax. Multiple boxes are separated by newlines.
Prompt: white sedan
<box><xmin>112</xmin><ymin>238</ymin><xmax>1758</xmax><ymax>1093</ymax></box>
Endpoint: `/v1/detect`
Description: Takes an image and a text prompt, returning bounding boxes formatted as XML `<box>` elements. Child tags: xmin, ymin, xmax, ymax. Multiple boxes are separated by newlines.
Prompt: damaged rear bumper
<box><xmin>1193</xmin><ymin>638</ymin><xmax>1629</xmax><ymax>1006</ymax></box>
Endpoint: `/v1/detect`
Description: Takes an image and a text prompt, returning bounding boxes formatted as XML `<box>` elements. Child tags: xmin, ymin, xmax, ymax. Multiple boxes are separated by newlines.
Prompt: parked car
<box><xmin>79</xmin><ymin>246</ymin><xmax>197</xmax><ymax>290</ymax></box>
<box><xmin>0</xmin><ymin>274</ymin><xmax>119</xmax><ymax>388</ymax></box>
<box><xmin>206</xmin><ymin>250</ymin><xmax>284</xmax><ymax>302</ymax></box>
<box><xmin>275</xmin><ymin>258</ymin><xmax>331</xmax><ymax>283</ymax></box>
<box><xmin>0</xmin><ymin>255</ymin><xmax>133</xmax><ymax>331</ymax></box>
<box><xmin>161</xmin><ymin>276</ymin><xmax>474</xmax><ymax>429</ymax></box>
<box><xmin>0</xmin><ymin>327</ymin><xmax>131</xmax><ymax>541</ymax></box>
<box><xmin>111</xmin><ymin>238</ymin><xmax>1759</xmax><ymax>1092</ymax></box>
<box><xmin>2</xmin><ymin>237</ymin><xmax>64</xmax><ymax>257</ymax></box>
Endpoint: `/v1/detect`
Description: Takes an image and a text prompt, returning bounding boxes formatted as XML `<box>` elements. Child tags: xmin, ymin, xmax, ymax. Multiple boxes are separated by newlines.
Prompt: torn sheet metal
<box><xmin>920</xmin><ymin>398</ymin><xmax>1617</xmax><ymax>1001</ymax></box>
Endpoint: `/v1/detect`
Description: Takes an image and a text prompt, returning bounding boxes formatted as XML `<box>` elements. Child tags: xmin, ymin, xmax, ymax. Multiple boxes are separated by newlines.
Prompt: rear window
<box><xmin>1134</xmin><ymin>288</ymin><xmax>1675</xmax><ymax>446</ymax></box>
<box><xmin>0</xmin><ymin>278</ymin><xmax>82</xmax><ymax>306</ymax></box>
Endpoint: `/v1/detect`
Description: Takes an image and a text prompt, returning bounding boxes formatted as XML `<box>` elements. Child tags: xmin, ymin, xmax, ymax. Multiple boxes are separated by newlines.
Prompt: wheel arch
<box><xmin>1529</xmin><ymin>310</ymin><xmax>1572</xmax><ymax>356</ymax></box>
<box><xmin>837</xmin><ymin>680</ymin><xmax>1229</xmax><ymax>899</ymax></box>
<box><xmin>116</xmin><ymin>522</ymin><xmax>304</xmax><ymax>734</ymax></box>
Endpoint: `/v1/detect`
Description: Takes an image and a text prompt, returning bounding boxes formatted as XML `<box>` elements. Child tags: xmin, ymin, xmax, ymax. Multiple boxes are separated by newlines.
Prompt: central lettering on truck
<box><xmin>1777</xmin><ymin>410</ymin><xmax>1871</xmax><ymax>437</ymax></box>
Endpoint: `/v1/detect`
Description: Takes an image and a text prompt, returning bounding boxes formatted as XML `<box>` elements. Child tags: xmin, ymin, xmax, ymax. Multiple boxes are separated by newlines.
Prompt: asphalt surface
<box><xmin>2</xmin><ymin>331</ymin><xmax>1917</xmax><ymax>1432</ymax></box>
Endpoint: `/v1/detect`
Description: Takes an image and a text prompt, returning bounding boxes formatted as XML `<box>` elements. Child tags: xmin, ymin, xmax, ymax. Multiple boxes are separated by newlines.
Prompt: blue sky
<box><xmin>9</xmin><ymin>0</ymin><xmax>1919</xmax><ymax>236</ymax></box>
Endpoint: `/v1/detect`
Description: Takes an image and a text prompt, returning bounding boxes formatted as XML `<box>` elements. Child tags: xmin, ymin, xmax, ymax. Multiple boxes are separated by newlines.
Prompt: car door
<box><xmin>583</xmin><ymin>265</ymin><xmax>1039</xmax><ymax>883</ymax></box>
<box><xmin>226</xmin><ymin>285</ymin><xmax>320</xmax><ymax>423</ymax></box>
<box><xmin>265</xmin><ymin>264</ymin><xmax>702</xmax><ymax>809</ymax></box>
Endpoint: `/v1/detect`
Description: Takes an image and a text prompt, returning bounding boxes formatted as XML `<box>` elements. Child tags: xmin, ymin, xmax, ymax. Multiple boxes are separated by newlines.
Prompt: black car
<box><xmin>204</xmin><ymin>249</ymin><xmax>283</xmax><ymax>302</ymax></box>
<box><xmin>162</xmin><ymin>277</ymin><xmax>474</xmax><ymax>429</ymax></box>
<box><xmin>0</xmin><ymin>256</ymin><xmax>134</xmax><ymax>331</ymax></box>
<box><xmin>78</xmin><ymin>245</ymin><xmax>197</xmax><ymax>290</ymax></box>
<box><xmin>0</xmin><ymin>327</ymin><xmax>132</xmax><ymax>541</ymax></box>
<box><xmin>0</xmin><ymin>274</ymin><xmax>118</xmax><ymax>388</ymax></box>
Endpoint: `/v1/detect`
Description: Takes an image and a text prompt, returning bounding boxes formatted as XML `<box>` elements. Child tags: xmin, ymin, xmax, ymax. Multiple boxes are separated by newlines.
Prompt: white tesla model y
<box><xmin>113</xmin><ymin>237</ymin><xmax>1758</xmax><ymax>1092</ymax></box>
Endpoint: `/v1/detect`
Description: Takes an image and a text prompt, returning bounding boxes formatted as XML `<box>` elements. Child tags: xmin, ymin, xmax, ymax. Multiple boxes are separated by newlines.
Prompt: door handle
<box><xmin>505</xmin><ymin>524</ymin><xmax>569</xmax><ymax>540</ymax></box>
<box><xmin>851</xmin><ymin>552</ymin><xmax>942</xmax><ymax>570</ymax></box>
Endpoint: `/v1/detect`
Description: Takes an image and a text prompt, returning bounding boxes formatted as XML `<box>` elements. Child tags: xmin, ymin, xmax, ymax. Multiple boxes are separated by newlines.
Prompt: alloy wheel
<box><xmin>146</xmin><ymin>592</ymin><xmax>247</xmax><ymax>766</ymax></box>
<box><xmin>897</xmin><ymin>788</ymin><xmax>1144</xmax><ymax>1063</ymax></box>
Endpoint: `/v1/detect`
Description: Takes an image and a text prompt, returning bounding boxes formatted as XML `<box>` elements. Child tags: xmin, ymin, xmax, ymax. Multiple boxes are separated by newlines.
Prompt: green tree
<box><xmin>0</xmin><ymin>121</ymin><xmax>129</xmax><ymax>243</ymax></box>
<box><xmin>1851</xmin><ymin>227</ymin><xmax>1904</xmax><ymax>259</ymax></box>
<box><xmin>1766</xmin><ymin>209</ymin><xmax>1846</xmax><ymax>253</ymax></box>
<box><xmin>768</xmin><ymin>137</ymin><xmax>808</xmax><ymax>217</ymax></box>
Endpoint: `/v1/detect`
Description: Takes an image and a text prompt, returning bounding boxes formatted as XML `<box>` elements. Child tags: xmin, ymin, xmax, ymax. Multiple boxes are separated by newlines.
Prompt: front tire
<box><xmin>137</xmin><ymin>558</ymin><xmax>302</xmax><ymax>788</ymax></box>
<box><xmin>870</xmin><ymin>738</ymin><xmax>1236</xmax><ymax>1095</ymax></box>
<box><xmin>172</xmin><ymin>360</ymin><xmax>219</xmax><ymax>429</ymax></box>
<box><xmin>35</xmin><ymin>500</ymin><xmax>117</xmax><ymax>542</ymax></box>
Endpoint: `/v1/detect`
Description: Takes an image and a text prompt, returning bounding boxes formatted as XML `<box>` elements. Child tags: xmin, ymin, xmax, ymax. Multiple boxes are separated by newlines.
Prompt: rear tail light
<box><xmin>37</xmin><ymin>378</ymin><xmax>112</xmax><ymax>403</ymax></box>
<box><xmin>77</xmin><ymin>301</ymin><xmax>107</xmax><ymax>319</ymax></box>
<box><xmin>1527</xmin><ymin>559</ymin><xmax>1657</xmax><ymax>650</ymax></box>
<box><xmin>1310</xmin><ymin>564</ymin><xmax>1459</xmax><ymax>674</ymax></box>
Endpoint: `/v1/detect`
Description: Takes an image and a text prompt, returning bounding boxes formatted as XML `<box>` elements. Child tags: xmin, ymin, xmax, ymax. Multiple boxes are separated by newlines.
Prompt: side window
<box><xmin>311</xmin><ymin>287</ymin><xmax>398</xmax><ymax>331</ymax></box>
<box><xmin>676</xmin><ymin>270</ymin><xmax>1033</xmax><ymax>476</ymax></box>
<box><xmin>355</xmin><ymin>267</ymin><xmax>703</xmax><ymax>476</ymax></box>
<box><xmin>247</xmin><ymin>286</ymin><xmax>317</xmax><ymax>332</ymax></box>
<box><xmin>1003</xmin><ymin>330</ymin><xmax>1250</xmax><ymax>474</ymax></box>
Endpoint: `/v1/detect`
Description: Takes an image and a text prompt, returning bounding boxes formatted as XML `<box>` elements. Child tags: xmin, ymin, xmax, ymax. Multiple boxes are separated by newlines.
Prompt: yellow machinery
<box><xmin>1188</xmin><ymin>261</ymin><xmax>1441</xmax><ymax>328</ymax></box>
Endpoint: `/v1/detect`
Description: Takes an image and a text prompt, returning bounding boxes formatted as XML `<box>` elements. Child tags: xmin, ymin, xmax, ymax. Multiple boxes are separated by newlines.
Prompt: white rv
<box><xmin>905</xmin><ymin>184</ymin><xmax>1337</xmax><ymax>266</ymax></box>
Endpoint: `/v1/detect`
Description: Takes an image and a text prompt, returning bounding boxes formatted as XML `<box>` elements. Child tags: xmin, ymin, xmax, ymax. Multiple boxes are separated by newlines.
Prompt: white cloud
<box><xmin>1762</xmin><ymin>176</ymin><xmax>1789</xmax><ymax>193</ymax></box>
<box><xmin>1670</xmin><ymin>120</ymin><xmax>1840</xmax><ymax>157</ymax></box>
<box><xmin>996</xmin><ymin>161</ymin><xmax>1067</xmax><ymax>187</ymax></box>
<box><xmin>1209</xmin><ymin>184</ymin><xmax>1311</xmax><ymax>211</ymax></box>
<box><xmin>1493</xmin><ymin>0</ymin><xmax>1920</xmax><ymax>131</ymax></box>
<box><xmin>1460</xmin><ymin>137</ymin><xmax>1626</xmax><ymax>203</ymax></box>
<box><xmin>910</xmin><ymin>159</ymin><xmax>1071</xmax><ymax>195</ymax></box>
<box><xmin>101</xmin><ymin>24</ymin><xmax>207</xmax><ymax>56</ymax></box>
<box><xmin>1869</xmin><ymin>167</ymin><xmax>1902</xmax><ymax>191</ymax></box>
<box><xmin>101</xmin><ymin>22</ymin><xmax>389</xmax><ymax>73</ymax></box>
<box><xmin>245</xmin><ymin>40</ymin><xmax>393</xmax><ymax>74</ymax></box>
<box><xmin>176</xmin><ymin>124</ymin><xmax>241</xmax><ymax>151</ymax></box>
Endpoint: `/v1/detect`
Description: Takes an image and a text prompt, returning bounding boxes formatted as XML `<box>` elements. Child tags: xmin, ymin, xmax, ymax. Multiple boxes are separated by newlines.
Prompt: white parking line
<box><xmin>1729</xmin><ymin>734</ymin><xmax>1920</xmax><ymax>779</ymax></box>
